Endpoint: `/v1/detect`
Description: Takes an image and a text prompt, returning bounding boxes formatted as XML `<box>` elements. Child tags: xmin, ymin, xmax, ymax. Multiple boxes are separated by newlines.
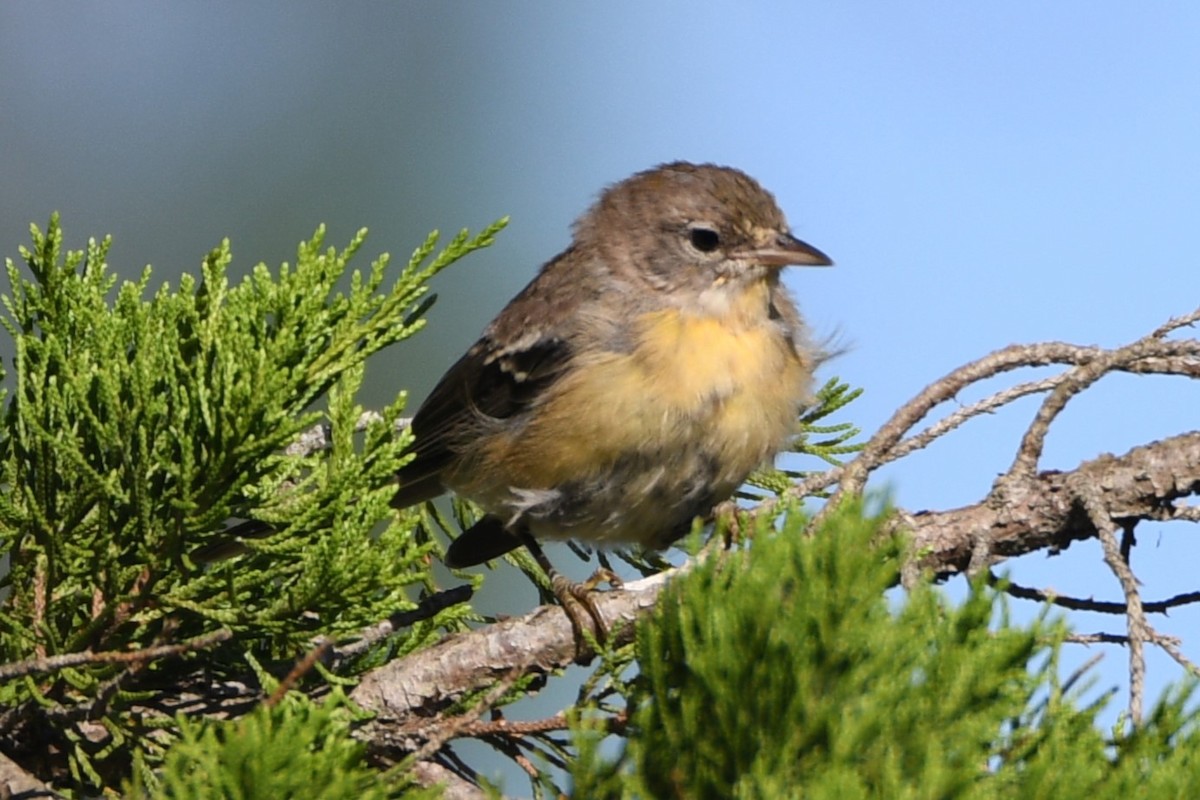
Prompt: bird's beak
<box><xmin>741</xmin><ymin>233</ymin><xmax>833</xmax><ymax>268</ymax></box>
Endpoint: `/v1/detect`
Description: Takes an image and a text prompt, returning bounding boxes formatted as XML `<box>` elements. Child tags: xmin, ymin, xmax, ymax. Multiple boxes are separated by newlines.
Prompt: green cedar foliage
<box><xmin>573</xmin><ymin>501</ymin><xmax>1200</xmax><ymax>799</ymax></box>
<box><xmin>0</xmin><ymin>215</ymin><xmax>502</xmax><ymax>793</ymax></box>
<box><xmin>128</xmin><ymin>689</ymin><xmax>437</xmax><ymax>800</ymax></box>
<box><xmin>748</xmin><ymin>377</ymin><xmax>862</xmax><ymax>497</ymax></box>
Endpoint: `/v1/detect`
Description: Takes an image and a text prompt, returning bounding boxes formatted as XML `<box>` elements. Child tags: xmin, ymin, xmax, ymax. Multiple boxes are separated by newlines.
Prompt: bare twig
<box><xmin>330</xmin><ymin>585</ymin><xmax>474</xmax><ymax>664</ymax></box>
<box><xmin>1153</xmin><ymin>306</ymin><xmax>1200</xmax><ymax>338</ymax></box>
<box><xmin>1076</xmin><ymin>480</ymin><xmax>1147</xmax><ymax>726</ymax></box>
<box><xmin>460</xmin><ymin>709</ymin><xmax>625</xmax><ymax>740</ymax></box>
<box><xmin>405</xmin><ymin>669</ymin><xmax>525</xmax><ymax>765</ymax></box>
<box><xmin>810</xmin><ymin>331</ymin><xmax>1200</xmax><ymax>528</ymax></box>
<box><xmin>0</xmin><ymin>629</ymin><xmax>232</xmax><ymax>682</ymax></box>
<box><xmin>994</xmin><ymin>575</ymin><xmax>1200</xmax><ymax>615</ymax></box>
<box><xmin>1060</xmin><ymin>652</ymin><xmax>1107</xmax><ymax>696</ymax></box>
<box><xmin>891</xmin><ymin>375</ymin><xmax>1060</xmax><ymax>462</ymax></box>
<box><xmin>1010</xmin><ymin>339</ymin><xmax>1196</xmax><ymax>480</ymax></box>
<box><xmin>1066</xmin><ymin>632</ymin><xmax>1133</xmax><ymax>646</ymax></box>
<box><xmin>265</xmin><ymin>639</ymin><xmax>333</xmax><ymax>708</ymax></box>
<box><xmin>1152</xmin><ymin>631</ymin><xmax>1200</xmax><ymax>679</ymax></box>
<box><xmin>1064</xmin><ymin>629</ymin><xmax>1200</xmax><ymax>680</ymax></box>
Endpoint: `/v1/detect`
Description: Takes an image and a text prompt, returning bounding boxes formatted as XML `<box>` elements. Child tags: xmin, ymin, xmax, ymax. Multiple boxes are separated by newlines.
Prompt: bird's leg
<box><xmin>518</xmin><ymin>531</ymin><xmax>611</xmax><ymax>650</ymax></box>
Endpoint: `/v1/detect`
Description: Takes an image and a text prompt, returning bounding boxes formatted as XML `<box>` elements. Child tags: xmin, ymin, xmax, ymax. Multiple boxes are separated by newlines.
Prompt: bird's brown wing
<box><xmin>393</xmin><ymin>327</ymin><xmax>574</xmax><ymax>568</ymax></box>
<box><xmin>393</xmin><ymin>248</ymin><xmax>591</xmax><ymax>509</ymax></box>
<box><xmin>391</xmin><ymin>333</ymin><xmax>572</xmax><ymax>508</ymax></box>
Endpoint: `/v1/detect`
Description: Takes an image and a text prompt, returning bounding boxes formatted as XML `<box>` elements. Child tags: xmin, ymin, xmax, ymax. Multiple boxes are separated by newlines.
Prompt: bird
<box><xmin>392</xmin><ymin>162</ymin><xmax>831</xmax><ymax>626</ymax></box>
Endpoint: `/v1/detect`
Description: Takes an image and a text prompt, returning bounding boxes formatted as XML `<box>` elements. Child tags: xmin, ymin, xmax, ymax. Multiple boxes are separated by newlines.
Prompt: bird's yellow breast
<box><xmin>483</xmin><ymin>281</ymin><xmax>810</xmax><ymax>496</ymax></box>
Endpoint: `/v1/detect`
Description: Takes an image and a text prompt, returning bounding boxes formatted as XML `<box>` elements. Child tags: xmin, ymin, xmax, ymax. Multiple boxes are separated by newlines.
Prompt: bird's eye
<box><xmin>688</xmin><ymin>226</ymin><xmax>721</xmax><ymax>253</ymax></box>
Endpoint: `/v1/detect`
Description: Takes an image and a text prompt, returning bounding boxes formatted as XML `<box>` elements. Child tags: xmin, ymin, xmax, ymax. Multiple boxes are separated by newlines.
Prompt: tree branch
<box><xmin>908</xmin><ymin>431</ymin><xmax>1200</xmax><ymax>575</ymax></box>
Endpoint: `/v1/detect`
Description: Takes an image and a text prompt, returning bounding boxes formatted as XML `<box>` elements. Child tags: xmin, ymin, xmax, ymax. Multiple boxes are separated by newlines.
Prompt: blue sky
<box><xmin>3</xmin><ymin>0</ymin><xmax>1198</xmax><ymax>780</ymax></box>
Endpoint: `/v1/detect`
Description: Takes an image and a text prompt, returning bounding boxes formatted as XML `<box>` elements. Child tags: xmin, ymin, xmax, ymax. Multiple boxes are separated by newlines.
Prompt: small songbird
<box><xmin>392</xmin><ymin>162</ymin><xmax>832</xmax><ymax>587</ymax></box>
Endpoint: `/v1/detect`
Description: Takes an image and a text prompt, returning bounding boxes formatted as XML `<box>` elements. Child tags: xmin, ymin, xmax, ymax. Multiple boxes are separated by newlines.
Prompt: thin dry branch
<box><xmin>831</xmin><ymin>339</ymin><xmax>1200</xmax><ymax>510</ymax></box>
<box><xmin>405</xmin><ymin>668</ymin><xmax>527</xmax><ymax>765</ymax></box>
<box><xmin>1010</xmin><ymin>340</ymin><xmax>1196</xmax><ymax>480</ymax></box>
<box><xmin>991</xmin><ymin>573</ymin><xmax>1200</xmax><ymax>615</ymax></box>
<box><xmin>0</xmin><ymin>629</ymin><xmax>232</xmax><ymax>682</ymax></box>
<box><xmin>1081</xmin><ymin>485</ymin><xmax>1147</xmax><ymax>725</ymax></box>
